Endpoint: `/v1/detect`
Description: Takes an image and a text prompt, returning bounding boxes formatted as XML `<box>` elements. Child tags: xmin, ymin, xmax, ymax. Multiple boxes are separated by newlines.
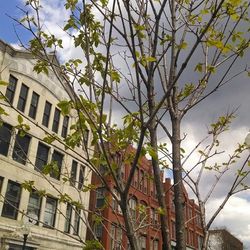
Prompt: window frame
<box><xmin>51</xmin><ymin>150</ymin><xmax>64</xmax><ymax>179</ymax></box>
<box><xmin>64</xmin><ymin>203</ymin><xmax>72</xmax><ymax>233</ymax></box>
<box><xmin>1</xmin><ymin>180</ymin><xmax>21</xmax><ymax>220</ymax></box>
<box><xmin>27</xmin><ymin>191</ymin><xmax>41</xmax><ymax>225</ymax></box>
<box><xmin>52</xmin><ymin>108</ymin><xmax>61</xmax><ymax>133</ymax></box>
<box><xmin>28</xmin><ymin>91</ymin><xmax>40</xmax><ymax>119</ymax></box>
<box><xmin>42</xmin><ymin>101</ymin><xmax>52</xmax><ymax>127</ymax></box>
<box><xmin>61</xmin><ymin>116</ymin><xmax>69</xmax><ymax>138</ymax></box>
<box><xmin>12</xmin><ymin>133</ymin><xmax>31</xmax><ymax>165</ymax></box>
<box><xmin>35</xmin><ymin>142</ymin><xmax>50</xmax><ymax>172</ymax></box>
<box><xmin>0</xmin><ymin>123</ymin><xmax>12</xmax><ymax>156</ymax></box>
<box><xmin>17</xmin><ymin>83</ymin><xmax>29</xmax><ymax>112</ymax></box>
<box><xmin>5</xmin><ymin>74</ymin><xmax>17</xmax><ymax>104</ymax></box>
<box><xmin>43</xmin><ymin>196</ymin><xmax>57</xmax><ymax>228</ymax></box>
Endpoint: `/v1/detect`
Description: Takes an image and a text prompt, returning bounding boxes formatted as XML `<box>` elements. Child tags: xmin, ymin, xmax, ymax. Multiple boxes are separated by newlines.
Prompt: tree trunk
<box><xmin>120</xmin><ymin>193</ymin><xmax>140</xmax><ymax>250</ymax></box>
<box><xmin>172</xmin><ymin>116</ymin><xmax>186</xmax><ymax>250</ymax></box>
<box><xmin>149</xmin><ymin>125</ymin><xmax>171</xmax><ymax>250</ymax></box>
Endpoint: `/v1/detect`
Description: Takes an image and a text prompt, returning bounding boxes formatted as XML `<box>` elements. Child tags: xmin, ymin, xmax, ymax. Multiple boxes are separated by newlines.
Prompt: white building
<box><xmin>0</xmin><ymin>40</ymin><xmax>92</xmax><ymax>250</ymax></box>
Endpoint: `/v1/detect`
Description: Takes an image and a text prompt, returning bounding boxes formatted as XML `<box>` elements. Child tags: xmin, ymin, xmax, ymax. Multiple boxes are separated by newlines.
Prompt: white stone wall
<box><xmin>0</xmin><ymin>41</ymin><xmax>92</xmax><ymax>250</ymax></box>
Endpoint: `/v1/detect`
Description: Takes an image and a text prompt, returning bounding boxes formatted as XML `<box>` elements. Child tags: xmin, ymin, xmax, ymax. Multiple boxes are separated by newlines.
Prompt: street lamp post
<box><xmin>20</xmin><ymin>224</ymin><xmax>30</xmax><ymax>250</ymax></box>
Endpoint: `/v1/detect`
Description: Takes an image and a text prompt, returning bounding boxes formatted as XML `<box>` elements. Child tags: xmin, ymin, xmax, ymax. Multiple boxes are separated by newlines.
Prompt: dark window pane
<box><xmin>44</xmin><ymin>197</ymin><xmax>57</xmax><ymax>228</ymax></box>
<box><xmin>17</xmin><ymin>84</ymin><xmax>29</xmax><ymax>112</ymax></box>
<box><xmin>35</xmin><ymin>142</ymin><xmax>49</xmax><ymax>171</ymax></box>
<box><xmin>0</xmin><ymin>177</ymin><xmax>3</xmax><ymax>192</ymax></box>
<box><xmin>28</xmin><ymin>92</ymin><xmax>39</xmax><ymax>119</ymax></box>
<box><xmin>78</xmin><ymin>165</ymin><xmax>85</xmax><ymax>190</ymax></box>
<box><xmin>70</xmin><ymin>160</ymin><xmax>77</xmax><ymax>186</ymax></box>
<box><xmin>61</xmin><ymin>116</ymin><xmax>69</xmax><ymax>138</ymax></box>
<box><xmin>73</xmin><ymin>208</ymin><xmax>80</xmax><ymax>235</ymax></box>
<box><xmin>2</xmin><ymin>181</ymin><xmax>21</xmax><ymax>219</ymax></box>
<box><xmin>42</xmin><ymin>101</ymin><xmax>52</xmax><ymax>127</ymax></box>
<box><xmin>96</xmin><ymin>188</ymin><xmax>105</xmax><ymax>208</ymax></box>
<box><xmin>27</xmin><ymin>191</ymin><xmax>41</xmax><ymax>225</ymax></box>
<box><xmin>64</xmin><ymin>203</ymin><xmax>72</xmax><ymax>233</ymax></box>
<box><xmin>52</xmin><ymin>108</ymin><xmax>60</xmax><ymax>133</ymax></box>
<box><xmin>51</xmin><ymin>150</ymin><xmax>63</xmax><ymax>179</ymax></box>
<box><xmin>5</xmin><ymin>75</ymin><xmax>17</xmax><ymax>104</ymax></box>
<box><xmin>12</xmin><ymin>134</ymin><xmax>31</xmax><ymax>165</ymax></box>
<box><xmin>0</xmin><ymin>123</ymin><xmax>12</xmax><ymax>156</ymax></box>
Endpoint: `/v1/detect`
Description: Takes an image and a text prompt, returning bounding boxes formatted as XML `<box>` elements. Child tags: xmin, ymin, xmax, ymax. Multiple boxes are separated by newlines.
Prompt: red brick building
<box><xmin>87</xmin><ymin>149</ymin><xmax>204</xmax><ymax>249</ymax></box>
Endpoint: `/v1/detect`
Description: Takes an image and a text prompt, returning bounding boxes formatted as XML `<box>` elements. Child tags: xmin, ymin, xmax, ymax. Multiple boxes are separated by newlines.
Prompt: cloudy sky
<box><xmin>1</xmin><ymin>0</ymin><xmax>250</xmax><ymax>248</ymax></box>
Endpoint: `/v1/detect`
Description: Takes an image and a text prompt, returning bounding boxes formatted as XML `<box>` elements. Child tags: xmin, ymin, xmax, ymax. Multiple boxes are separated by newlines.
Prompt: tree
<box><xmin>1</xmin><ymin>0</ymin><xmax>250</xmax><ymax>249</ymax></box>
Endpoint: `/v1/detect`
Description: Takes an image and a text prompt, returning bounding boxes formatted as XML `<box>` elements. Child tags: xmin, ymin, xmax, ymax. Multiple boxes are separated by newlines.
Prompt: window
<box><xmin>44</xmin><ymin>197</ymin><xmax>57</xmax><ymax>228</ymax></box>
<box><xmin>17</xmin><ymin>84</ymin><xmax>29</xmax><ymax>112</ymax></box>
<box><xmin>35</xmin><ymin>142</ymin><xmax>49</xmax><ymax>172</ymax></box>
<box><xmin>111</xmin><ymin>224</ymin><xmax>122</xmax><ymax>250</ymax></box>
<box><xmin>2</xmin><ymin>181</ymin><xmax>21</xmax><ymax>219</ymax></box>
<box><xmin>198</xmin><ymin>235</ymin><xmax>203</xmax><ymax>250</ymax></box>
<box><xmin>51</xmin><ymin>150</ymin><xmax>63</xmax><ymax>179</ymax></box>
<box><xmin>0</xmin><ymin>177</ymin><xmax>3</xmax><ymax>192</ymax></box>
<box><xmin>52</xmin><ymin>108</ymin><xmax>60</xmax><ymax>133</ymax></box>
<box><xmin>129</xmin><ymin>197</ymin><xmax>137</xmax><ymax>220</ymax></box>
<box><xmin>112</xmin><ymin>188</ymin><xmax>121</xmax><ymax>214</ymax></box>
<box><xmin>0</xmin><ymin>123</ymin><xmax>12</xmax><ymax>156</ymax></box>
<box><xmin>153</xmin><ymin>240</ymin><xmax>159</xmax><ymax>250</ymax></box>
<box><xmin>143</xmin><ymin>173</ymin><xmax>148</xmax><ymax>194</ymax></box>
<box><xmin>27</xmin><ymin>191</ymin><xmax>41</xmax><ymax>225</ymax></box>
<box><xmin>140</xmin><ymin>236</ymin><xmax>147</xmax><ymax>250</ymax></box>
<box><xmin>42</xmin><ymin>101</ymin><xmax>52</xmax><ymax>127</ymax></box>
<box><xmin>12</xmin><ymin>133</ymin><xmax>31</xmax><ymax>165</ymax></box>
<box><xmin>94</xmin><ymin>223</ymin><xmax>103</xmax><ymax>240</ymax></box>
<box><xmin>171</xmin><ymin>221</ymin><xmax>176</xmax><ymax>239</ymax></box>
<box><xmin>61</xmin><ymin>116</ymin><xmax>69</xmax><ymax>138</ymax></box>
<box><xmin>28</xmin><ymin>92</ymin><xmax>39</xmax><ymax>119</ymax></box>
<box><xmin>70</xmin><ymin>160</ymin><xmax>77</xmax><ymax>186</ymax></box>
<box><xmin>96</xmin><ymin>187</ymin><xmax>105</xmax><ymax>208</ymax></box>
<box><xmin>64</xmin><ymin>203</ymin><xmax>72</xmax><ymax>233</ymax></box>
<box><xmin>73</xmin><ymin>208</ymin><xmax>80</xmax><ymax>235</ymax></box>
<box><xmin>139</xmin><ymin>202</ymin><xmax>147</xmax><ymax>227</ymax></box>
<box><xmin>78</xmin><ymin>165</ymin><xmax>85</xmax><ymax>189</ymax></box>
<box><xmin>5</xmin><ymin>75</ymin><xmax>17</xmax><ymax>104</ymax></box>
<box><xmin>189</xmin><ymin>230</ymin><xmax>194</xmax><ymax>246</ymax></box>
<box><xmin>132</xmin><ymin>167</ymin><xmax>139</xmax><ymax>187</ymax></box>
<box><xmin>139</xmin><ymin>170</ymin><xmax>144</xmax><ymax>191</ymax></box>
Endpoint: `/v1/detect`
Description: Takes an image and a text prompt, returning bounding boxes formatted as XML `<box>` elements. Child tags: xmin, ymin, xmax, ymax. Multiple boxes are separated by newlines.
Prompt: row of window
<box><xmin>95</xmin><ymin>187</ymin><xmax>159</xmax><ymax>227</ymax></box>
<box><xmin>100</xmin><ymin>163</ymin><xmax>157</xmax><ymax>197</ymax></box>
<box><xmin>0</xmin><ymin>122</ymin><xmax>85</xmax><ymax>186</ymax></box>
<box><xmin>0</xmin><ymin>177</ymin><xmax>81</xmax><ymax>234</ymax></box>
<box><xmin>5</xmin><ymin>74</ymin><xmax>69</xmax><ymax>138</ymax></box>
<box><xmin>94</xmin><ymin>222</ymin><xmax>159</xmax><ymax>250</ymax></box>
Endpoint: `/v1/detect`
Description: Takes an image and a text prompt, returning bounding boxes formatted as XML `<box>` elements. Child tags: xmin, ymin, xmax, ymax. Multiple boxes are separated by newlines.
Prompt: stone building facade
<box><xmin>0</xmin><ymin>40</ymin><xmax>91</xmax><ymax>250</ymax></box>
<box><xmin>208</xmin><ymin>229</ymin><xmax>243</xmax><ymax>250</ymax></box>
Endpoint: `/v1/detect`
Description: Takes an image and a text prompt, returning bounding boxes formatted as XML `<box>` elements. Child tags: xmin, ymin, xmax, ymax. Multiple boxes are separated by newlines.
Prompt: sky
<box><xmin>1</xmin><ymin>0</ymin><xmax>250</xmax><ymax>248</ymax></box>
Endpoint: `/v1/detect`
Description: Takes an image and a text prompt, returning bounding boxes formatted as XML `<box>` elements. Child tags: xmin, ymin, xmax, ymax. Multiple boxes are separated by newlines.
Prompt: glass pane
<box><xmin>44</xmin><ymin>197</ymin><xmax>57</xmax><ymax>227</ymax></box>
<box><xmin>0</xmin><ymin>123</ymin><xmax>12</xmax><ymax>156</ymax></box>
<box><xmin>35</xmin><ymin>143</ymin><xmax>49</xmax><ymax>171</ymax></box>
<box><xmin>17</xmin><ymin>84</ymin><xmax>29</xmax><ymax>112</ymax></box>
<box><xmin>2</xmin><ymin>181</ymin><xmax>21</xmax><ymax>219</ymax></box>
<box><xmin>12</xmin><ymin>134</ymin><xmax>31</xmax><ymax>165</ymax></box>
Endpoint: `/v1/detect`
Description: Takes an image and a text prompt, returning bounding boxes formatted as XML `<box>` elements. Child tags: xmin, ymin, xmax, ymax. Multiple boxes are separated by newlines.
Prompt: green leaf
<box><xmin>58</xmin><ymin>100</ymin><xmax>71</xmax><ymax>116</ymax></box>
<box><xmin>0</xmin><ymin>80</ymin><xmax>8</xmax><ymax>86</ymax></box>
<box><xmin>17</xmin><ymin>114</ymin><xmax>23</xmax><ymax>124</ymax></box>
<box><xmin>145</xmin><ymin>56</ymin><xmax>157</xmax><ymax>62</ymax></box>
<box><xmin>110</xmin><ymin>70</ymin><xmax>121</xmax><ymax>83</ymax></box>
<box><xmin>195</xmin><ymin>63</ymin><xmax>203</xmax><ymax>72</ymax></box>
